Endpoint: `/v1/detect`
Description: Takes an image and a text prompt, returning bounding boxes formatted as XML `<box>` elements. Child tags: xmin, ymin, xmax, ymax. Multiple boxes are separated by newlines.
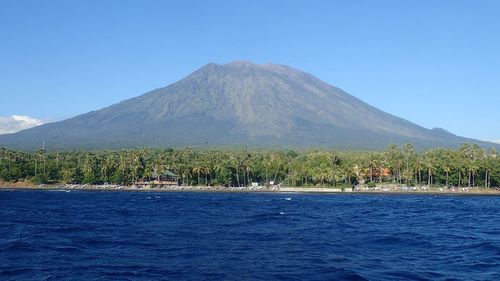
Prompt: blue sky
<box><xmin>1</xmin><ymin>0</ymin><xmax>499</xmax><ymax>141</ymax></box>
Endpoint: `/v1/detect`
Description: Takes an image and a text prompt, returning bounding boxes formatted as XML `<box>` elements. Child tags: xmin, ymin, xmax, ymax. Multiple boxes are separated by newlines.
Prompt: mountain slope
<box><xmin>0</xmin><ymin>61</ymin><xmax>496</xmax><ymax>150</ymax></box>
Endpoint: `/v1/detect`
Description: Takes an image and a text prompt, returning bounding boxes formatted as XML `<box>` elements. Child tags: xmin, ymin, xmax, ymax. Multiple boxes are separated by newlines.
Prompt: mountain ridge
<box><xmin>0</xmin><ymin>61</ymin><xmax>497</xmax><ymax>151</ymax></box>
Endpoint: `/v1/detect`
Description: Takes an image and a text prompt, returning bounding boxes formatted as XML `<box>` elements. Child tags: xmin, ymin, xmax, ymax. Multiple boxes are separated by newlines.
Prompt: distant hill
<box><xmin>0</xmin><ymin>61</ymin><xmax>497</xmax><ymax>150</ymax></box>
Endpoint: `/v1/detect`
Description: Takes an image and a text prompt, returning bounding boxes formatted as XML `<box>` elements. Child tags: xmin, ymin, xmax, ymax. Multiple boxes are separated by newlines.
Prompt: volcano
<box><xmin>0</xmin><ymin>61</ymin><xmax>495</xmax><ymax>150</ymax></box>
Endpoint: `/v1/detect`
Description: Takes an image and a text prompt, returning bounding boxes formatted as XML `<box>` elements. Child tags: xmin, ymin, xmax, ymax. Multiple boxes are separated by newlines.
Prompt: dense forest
<box><xmin>0</xmin><ymin>144</ymin><xmax>498</xmax><ymax>188</ymax></box>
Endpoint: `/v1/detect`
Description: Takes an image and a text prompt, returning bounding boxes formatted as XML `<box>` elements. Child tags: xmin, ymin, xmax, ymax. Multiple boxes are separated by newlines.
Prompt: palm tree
<box><xmin>414</xmin><ymin>154</ymin><xmax>425</xmax><ymax>188</ymax></box>
<box><xmin>82</xmin><ymin>153</ymin><xmax>97</xmax><ymax>184</ymax></box>
<box><xmin>34</xmin><ymin>149</ymin><xmax>47</xmax><ymax>182</ymax></box>
<box><xmin>485</xmin><ymin>148</ymin><xmax>497</xmax><ymax>188</ymax></box>
<box><xmin>192</xmin><ymin>164</ymin><xmax>203</xmax><ymax>186</ymax></box>
<box><xmin>404</xmin><ymin>144</ymin><xmax>415</xmax><ymax>186</ymax></box>
<box><xmin>460</xmin><ymin>144</ymin><xmax>473</xmax><ymax>187</ymax></box>
<box><xmin>423</xmin><ymin>150</ymin><xmax>436</xmax><ymax>188</ymax></box>
<box><xmin>271</xmin><ymin>152</ymin><xmax>282</xmax><ymax>185</ymax></box>
<box><xmin>440</xmin><ymin>150</ymin><xmax>452</xmax><ymax>188</ymax></box>
<box><xmin>286</xmin><ymin>167</ymin><xmax>300</xmax><ymax>186</ymax></box>
<box><xmin>368</xmin><ymin>153</ymin><xmax>376</xmax><ymax>183</ymax></box>
<box><xmin>318</xmin><ymin>166</ymin><xmax>329</xmax><ymax>186</ymax></box>
<box><xmin>229</xmin><ymin>155</ymin><xmax>241</xmax><ymax>187</ymax></box>
<box><xmin>118</xmin><ymin>150</ymin><xmax>129</xmax><ymax>185</ymax></box>
<box><xmin>374</xmin><ymin>153</ymin><xmax>386</xmax><ymax>184</ymax></box>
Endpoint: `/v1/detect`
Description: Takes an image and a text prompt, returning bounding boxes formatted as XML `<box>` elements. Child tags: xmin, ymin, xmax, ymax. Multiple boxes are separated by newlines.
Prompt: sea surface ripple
<box><xmin>1</xmin><ymin>189</ymin><xmax>500</xmax><ymax>280</ymax></box>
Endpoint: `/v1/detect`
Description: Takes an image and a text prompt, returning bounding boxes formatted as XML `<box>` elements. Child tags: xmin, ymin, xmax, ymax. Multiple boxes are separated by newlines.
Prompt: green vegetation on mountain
<box><xmin>1</xmin><ymin>144</ymin><xmax>498</xmax><ymax>188</ymax></box>
<box><xmin>0</xmin><ymin>61</ymin><xmax>496</xmax><ymax>150</ymax></box>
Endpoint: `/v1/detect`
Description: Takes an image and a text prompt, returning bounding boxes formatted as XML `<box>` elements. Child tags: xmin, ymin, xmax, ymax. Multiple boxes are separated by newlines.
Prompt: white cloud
<box><xmin>492</xmin><ymin>139</ymin><xmax>500</xmax><ymax>144</ymax></box>
<box><xmin>0</xmin><ymin>115</ymin><xmax>45</xmax><ymax>134</ymax></box>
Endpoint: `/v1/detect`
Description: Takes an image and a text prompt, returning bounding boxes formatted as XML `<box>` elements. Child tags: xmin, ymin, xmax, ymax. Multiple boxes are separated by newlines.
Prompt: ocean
<box><xmin>1</xmin><ymin>189</ymin><xmax>500</xmax><ymax>280</ymax></box>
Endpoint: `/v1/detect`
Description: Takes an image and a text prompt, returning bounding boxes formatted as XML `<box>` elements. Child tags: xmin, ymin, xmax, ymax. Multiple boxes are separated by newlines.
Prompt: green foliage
<box><xmin>0</xmin><ymin>144</ymin><xmax>498</xmax><ymax>188</ymax></box>
<box><xmin>32</xmin><ymin>174</ymin><xmax>48</xmax><ymax>184</ymax></box>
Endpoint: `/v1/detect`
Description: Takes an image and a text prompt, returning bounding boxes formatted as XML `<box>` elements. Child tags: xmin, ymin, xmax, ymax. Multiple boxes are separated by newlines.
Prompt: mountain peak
<box><xmin>225</xmin><ymin>60</ymin><xmax>256</xmax><ymax>66</ymax></box>
<box><xmin>0</xmin><ymin>62</ymin><xmax>497</xmax><ymax>150</ymax></box>
<box><xmin>190</xmin><ymin>60</ymin><xmax>300</xmax><ymax>82</ymax></box>
<box><xmin>198</xmin><ymin>61</ymin><xmax>259</xmax><ymax>70</ymax></box>
<box><xmin>223</xmin><ymin>60</ymin><xmax>294</xmax><ymax>70</ymax></box>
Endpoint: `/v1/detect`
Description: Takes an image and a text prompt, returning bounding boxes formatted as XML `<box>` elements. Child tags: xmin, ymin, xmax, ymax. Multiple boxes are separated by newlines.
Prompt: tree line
<box><xmin>0</xmin><ymin>144</ymin><xmax>498</xmax><ymax>188</ymax></box>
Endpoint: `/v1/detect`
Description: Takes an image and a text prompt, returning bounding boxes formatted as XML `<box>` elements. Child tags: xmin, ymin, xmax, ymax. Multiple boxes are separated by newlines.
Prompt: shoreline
<box><xmin>1</xmin><ymin>182</ymin><xmax>499</xmax><ymax>196</ymax></box>
<box><xmin>0</xmin><ymin>182</ymin><xmax>280</xmax><ymax>193</ymax></box>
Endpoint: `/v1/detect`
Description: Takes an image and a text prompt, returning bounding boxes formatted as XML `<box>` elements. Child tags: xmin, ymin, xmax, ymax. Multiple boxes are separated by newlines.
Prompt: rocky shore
<box><xmin>0</xmin><ymin>182</ymin><xmax>280</xmax><ymax>192</ymax></box>
<box><xmin>354</xmin><ymin>184</ymin><xmax>500</xmax><ymax>195</ymax></box>
<box><xmin>1</xmin><ymin>181</ymin><xmax>499</xmax><ymax>195</ymax></box>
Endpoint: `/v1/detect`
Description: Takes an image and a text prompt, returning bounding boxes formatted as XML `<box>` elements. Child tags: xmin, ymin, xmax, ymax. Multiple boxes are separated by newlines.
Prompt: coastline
<box><xmin>1</xmin><ymin>181</ymin><xmax>499</xmax><ymax>196</ymax></box>
<box><xmin>0</xmin><ymin>182</ymin><xmax>279</xmax><ymax>193</ymax></box>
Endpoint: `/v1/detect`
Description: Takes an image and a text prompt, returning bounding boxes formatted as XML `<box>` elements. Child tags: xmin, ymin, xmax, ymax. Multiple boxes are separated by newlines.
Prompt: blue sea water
<box><xmin>1</xmin><ymin>190</ymin><xmax>500</xmax><ymax>280</ymax></box>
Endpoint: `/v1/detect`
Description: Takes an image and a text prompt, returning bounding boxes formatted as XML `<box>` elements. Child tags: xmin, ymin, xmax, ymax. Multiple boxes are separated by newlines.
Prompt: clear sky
<box><xmin>1</xmin><ymin>0</ymin><xmax>499</xmax><ymax>141</ymax></box>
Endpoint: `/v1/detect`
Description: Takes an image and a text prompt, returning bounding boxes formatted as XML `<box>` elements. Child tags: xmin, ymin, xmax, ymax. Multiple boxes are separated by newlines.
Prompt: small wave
<box><xmin>0</xmin><ymin>241</ymin><xmax>39</xmax><ymax>252</ymax></box>
<box><xmin>370</xmin><ymin>234</ymin><xmax>435</xmax><ymax>248</ymax></box>
<box><xmin>249</xmin><ymin>212</ymin><xmax>289</xmax><ymax>220</ymax></box>
<box><xmin>0</xmin><ymin>267</ymin><xmax>37</xmax><ymax>276</ymax></box>
<box><xmin>49</xmin><ymin>225</ymin><xmax>86</xmax><ymax>233</ymax></box>
<box><xmin>43</xmin><ymin>275</ymin><xmax>57</xmax><ymax>281</ymax></box>
<box><xmin>385</xmin><ymin>270</ymin><xmax>428</xmax><ymax>280</ymax></box>
<box><xmin>463</xmin><ymin>240</ymin><xmax>500</xmax><ymax>255</ymax></box>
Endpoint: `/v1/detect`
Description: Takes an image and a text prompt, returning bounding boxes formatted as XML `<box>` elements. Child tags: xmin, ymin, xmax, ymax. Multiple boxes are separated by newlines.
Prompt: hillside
<box><xmin>0</xmin><ymin>61</ymin><xmax>496</xmax><ymax>150</ymax></box>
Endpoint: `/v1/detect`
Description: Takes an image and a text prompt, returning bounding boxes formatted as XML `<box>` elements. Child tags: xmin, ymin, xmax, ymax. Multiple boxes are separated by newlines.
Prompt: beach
<box><xmin>1</xmin><ymin>181</ymin><xmax>499</xmax><ymax>195</ymax></box>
